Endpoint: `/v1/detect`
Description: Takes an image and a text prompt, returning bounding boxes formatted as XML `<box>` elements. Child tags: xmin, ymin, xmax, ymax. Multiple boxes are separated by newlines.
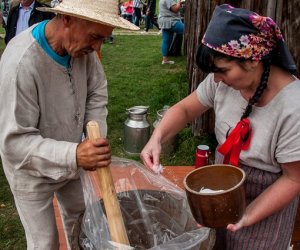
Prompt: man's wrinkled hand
<box><xmin>76</xmin><ymin>138</ymin><xmax>111</xmax><ymax>171</ymax></box>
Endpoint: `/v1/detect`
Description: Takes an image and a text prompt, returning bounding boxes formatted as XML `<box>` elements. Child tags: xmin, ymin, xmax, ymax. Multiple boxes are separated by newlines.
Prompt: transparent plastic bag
<box><xmin>75</xmin><ymin>157</ymin><xmax>215</xmax><ymax>250</ymax></box>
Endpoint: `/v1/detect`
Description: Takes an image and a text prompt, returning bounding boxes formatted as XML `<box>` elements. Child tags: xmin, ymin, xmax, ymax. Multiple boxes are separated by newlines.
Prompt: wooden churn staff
<box><xmin>86</xmin><ymin>121</ymin><xmax>130</xmax><ymax>246</ymax></box>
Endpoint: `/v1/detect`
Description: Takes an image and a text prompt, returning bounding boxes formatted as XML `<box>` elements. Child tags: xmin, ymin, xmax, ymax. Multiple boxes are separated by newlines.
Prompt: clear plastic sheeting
<box><xmin>73</xmin><ymin>157</ymin><xmax>215</xmax><ymax>250</ymax></box>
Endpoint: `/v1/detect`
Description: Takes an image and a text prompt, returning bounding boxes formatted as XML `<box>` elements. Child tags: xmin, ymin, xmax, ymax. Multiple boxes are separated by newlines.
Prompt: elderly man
<box><xmin>4</xmin><ymin>0</ymin><xmax>55</xmax><ymax>44</ymax></box>
<box><xmin>0</xmin><ymin>0</ymin><xmax>138</xmax><ymax>249</ymax></box>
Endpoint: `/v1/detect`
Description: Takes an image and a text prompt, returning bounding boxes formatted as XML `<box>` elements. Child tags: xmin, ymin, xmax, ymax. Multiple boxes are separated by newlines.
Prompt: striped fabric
<box><xmin>133</xmin><ymin>0</ymin><xmax>141</xmax><ymax>8</ymax></box>
<box><xmin>214</xmin><ymin>164</ymin><xmax>299</xmax><ymax>250</ymax></box>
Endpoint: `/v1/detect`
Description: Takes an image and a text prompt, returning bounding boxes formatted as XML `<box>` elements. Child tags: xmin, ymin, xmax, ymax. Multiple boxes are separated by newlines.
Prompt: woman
<box><xmin>141</xmin><ymin>4</ymin><xmax>300</xmax><ymax>249</ymax></box>
<box><xmin>158</xmin><ymin>0</ymin><xmax>184</xmax><ymax>64</ymax></box>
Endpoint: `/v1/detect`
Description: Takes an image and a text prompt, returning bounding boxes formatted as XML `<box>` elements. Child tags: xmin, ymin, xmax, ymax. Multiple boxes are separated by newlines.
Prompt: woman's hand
<box><xmin>227</xmin><ymin>213</ymin><xmax>249</xmax><ymax>232</ymax></box>
<box><xmin>76</xmin><ymin>138</ymin><xmax>111</xmax><ymax>171</ymax></box>
<box><xmin>140</xmin><ymin>137</ymin><xmax>162</xmax><ymax>172</ymax></box>
<box><xmin>140</xmin><ymin>92</ymin><xmax>208</xmax><ymax>172</ymax></box>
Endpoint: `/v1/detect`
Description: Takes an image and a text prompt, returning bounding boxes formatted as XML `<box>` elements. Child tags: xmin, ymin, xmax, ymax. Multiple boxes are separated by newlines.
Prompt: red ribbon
<box><xmin>218</xmin><ymin>118</ymin><xmax>252</xmax><ymax>167</ymax></box>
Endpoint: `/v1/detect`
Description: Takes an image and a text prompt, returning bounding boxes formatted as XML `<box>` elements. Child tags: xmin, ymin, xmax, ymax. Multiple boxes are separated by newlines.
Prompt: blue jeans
<box><xmin>161</xmin><ymin>21</ymin><xmax>184</xmax><ymax>57</ymax></box>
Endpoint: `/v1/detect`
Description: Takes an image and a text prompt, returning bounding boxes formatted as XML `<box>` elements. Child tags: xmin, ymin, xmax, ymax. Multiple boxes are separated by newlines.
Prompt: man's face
<box><xmin>62</xmin><ymin>16</ymin><xmax>114</xmax><ymax>58</ymax></box>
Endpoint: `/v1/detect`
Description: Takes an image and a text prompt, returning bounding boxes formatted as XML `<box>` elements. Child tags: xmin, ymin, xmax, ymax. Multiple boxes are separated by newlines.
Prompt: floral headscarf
<box><xmin>202</xmin><ymin>4</ymin><xmax>296</xmax><ymax>73</ymax></box>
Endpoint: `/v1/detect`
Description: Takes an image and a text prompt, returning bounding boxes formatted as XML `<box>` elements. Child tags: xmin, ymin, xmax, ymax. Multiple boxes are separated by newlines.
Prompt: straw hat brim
<box><xmin>36</xmin><ymin>6</ymin><xmax>140</xmax><ymax>31</ymax></box>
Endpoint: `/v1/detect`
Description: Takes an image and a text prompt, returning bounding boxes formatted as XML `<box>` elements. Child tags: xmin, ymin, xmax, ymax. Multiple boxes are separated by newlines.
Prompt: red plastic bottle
<box><xmin>195</xmin><ymin>145</ymin><xmax>210</xmax><ymax>168</ymax></box>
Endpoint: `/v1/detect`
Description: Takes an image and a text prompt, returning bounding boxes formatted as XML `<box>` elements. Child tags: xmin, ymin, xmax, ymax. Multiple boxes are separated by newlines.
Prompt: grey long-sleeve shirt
<box><xmin>0</xmin><ymin>27</ymin><xmax>108</xmax><ymax>199</ymax></box>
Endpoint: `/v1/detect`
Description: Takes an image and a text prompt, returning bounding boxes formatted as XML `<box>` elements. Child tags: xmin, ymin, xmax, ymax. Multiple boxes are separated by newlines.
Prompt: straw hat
<box><xmin>37</xmin><ymin>0</ymin><xmax>139</xmax><ymax>31</ymax></box>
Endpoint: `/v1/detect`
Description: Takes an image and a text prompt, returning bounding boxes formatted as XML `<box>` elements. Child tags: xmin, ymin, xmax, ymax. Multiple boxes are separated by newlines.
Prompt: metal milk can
<box><xmin>153</xmin><ymin>107</ymin><xmax>177</xmax><ymax>155</ymax></box>
<box><xmin>123</xmin><ymin>106</ymin><xmax>150</xmax><ymax>155</ymax></box>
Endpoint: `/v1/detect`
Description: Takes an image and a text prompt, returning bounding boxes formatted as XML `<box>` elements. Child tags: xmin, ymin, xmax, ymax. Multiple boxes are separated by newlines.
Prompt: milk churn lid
<box><xmin>156</xmin><ymin>109</ymin><xmax>167</xmax><ymax>119</ymax></box>
<box><xmin>127</xmin><ymin>106</ymin><xmax>149</xmax><ymax>115</ymax></box>
<box><xmin>156</xmin><ymin>105</ymin><xmax>170</xmax><ymax>119</ymax></box>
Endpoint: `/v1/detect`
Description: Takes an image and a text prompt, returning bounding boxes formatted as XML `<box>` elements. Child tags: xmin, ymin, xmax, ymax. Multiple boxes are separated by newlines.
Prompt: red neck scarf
<box><xmin>217</xmin><ymin>118</ymin><xmax>252</xmax><ymax>167</ymax></box>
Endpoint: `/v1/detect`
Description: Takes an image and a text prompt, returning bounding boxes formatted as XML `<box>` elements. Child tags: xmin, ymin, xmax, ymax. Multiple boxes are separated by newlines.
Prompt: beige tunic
<box><xmin>0</xmin><ymin>26</ymin><xmax>108</xmax><ymax>199</ymax></box>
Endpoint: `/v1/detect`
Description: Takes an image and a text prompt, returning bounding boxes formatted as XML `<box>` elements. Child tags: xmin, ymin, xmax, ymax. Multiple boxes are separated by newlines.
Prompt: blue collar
<box><xmin>32</xmin><ymin>20</ymin><xmax>71</xmax><ymax>68</ymax></box>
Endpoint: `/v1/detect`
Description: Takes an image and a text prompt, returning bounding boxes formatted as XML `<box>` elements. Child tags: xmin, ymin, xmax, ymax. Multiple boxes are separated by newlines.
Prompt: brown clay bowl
<box><xmin>184</xmin><ymin>164</ymin><xmax>246</xmax><ymax>228</ymax></box>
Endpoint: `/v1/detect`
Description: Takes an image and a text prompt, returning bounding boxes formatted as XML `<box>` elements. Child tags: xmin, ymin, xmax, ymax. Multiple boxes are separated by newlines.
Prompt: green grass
<box><xmin>0</xmin><ymin>33</ymin><xmax>216</xmax><ymax>249</ymax></box>
<box><xmin>0</xmin><ymin>169</ymin><xmax>26</xmax><ymax>249</ymax></box>
<box><xmin>102</xmin><ymin>35</ymin><xmax>216</xmax><ymax>165</ymax></box>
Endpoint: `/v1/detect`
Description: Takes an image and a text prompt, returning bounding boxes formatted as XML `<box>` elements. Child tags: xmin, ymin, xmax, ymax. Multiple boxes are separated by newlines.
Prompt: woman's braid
<box><xmin>241</xmin><ymin>62</ymin><xmax>271</xmax><ymax>120</ymax></box>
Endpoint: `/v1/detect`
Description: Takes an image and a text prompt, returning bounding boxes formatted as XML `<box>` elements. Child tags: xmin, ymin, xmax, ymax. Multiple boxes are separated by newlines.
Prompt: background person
<box><xmin>133</xmin><ymin>0</ymin><xmax>141</xmax><ymax>26</ymax></box>
<box><xmin>141</xmin><ymin>4</ymin><xmax>300</xmax><ymax>249</ymax></box>
<box><xmin>144</xmin><ymin>0</ymin><xmax>159</xmax><ymax>32</ymax></box>
<box><xmin>4</xmin><ymin>0</ymin><xmax>55</xmax><ymax>44</ymax></box>
<box><xmin>158</xmin><ymin>0</ymin><xmax>184</xmax><ymax>64</ymax></box>
<box><xmin>0</xmin><ymin>0</ymin><xmax>138</xmax><ymax>248</ymax></box>
<box><xmin>121</xmin><ymin>0</ymin><xmax>134</xmax><ymax>23</ymax></box>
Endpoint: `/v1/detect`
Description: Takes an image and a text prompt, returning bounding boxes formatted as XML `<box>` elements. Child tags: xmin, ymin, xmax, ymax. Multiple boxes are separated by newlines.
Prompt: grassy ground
<box><xmin>0</xmin><ymin>29</ymin><xmax>216</xmax><ymax>248</ymax></box>
<box><xmin>102</xmin><ymin>34</ymin><xmax>216</xmax><ymax>166</ymax></box>
<box><xmin>0</xmin><ymin>27</ymin><xmax>5</xmax><ymax>53</ymax></box>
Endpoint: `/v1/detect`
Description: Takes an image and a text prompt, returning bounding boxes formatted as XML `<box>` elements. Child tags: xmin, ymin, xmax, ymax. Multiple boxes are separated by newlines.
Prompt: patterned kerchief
<box><xmin>202</xmin><ymin>4</ymin><xmax>296</xmax><ymax>73</ymax></box>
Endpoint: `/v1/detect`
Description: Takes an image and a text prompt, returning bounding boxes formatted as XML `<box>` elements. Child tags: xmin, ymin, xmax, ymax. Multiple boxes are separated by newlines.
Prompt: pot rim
<box><xmin>183</xmin><ymin>164</ymin><xmax>246</xmax><ymax>196</ymax></box>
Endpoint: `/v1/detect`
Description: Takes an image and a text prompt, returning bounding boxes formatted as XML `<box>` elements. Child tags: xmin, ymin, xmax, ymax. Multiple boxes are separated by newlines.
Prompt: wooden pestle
<box><xmin>86</xmin><ymin>121</ymin><xmax>130</xmax><ymax>245</ymax></box>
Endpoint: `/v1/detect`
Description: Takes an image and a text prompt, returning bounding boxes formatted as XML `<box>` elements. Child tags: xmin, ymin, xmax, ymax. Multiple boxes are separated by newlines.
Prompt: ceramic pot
<box><xmin>184</xmin><ymin>164</ymin><xmax>246</xmax><ymax>228</ymax></box>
